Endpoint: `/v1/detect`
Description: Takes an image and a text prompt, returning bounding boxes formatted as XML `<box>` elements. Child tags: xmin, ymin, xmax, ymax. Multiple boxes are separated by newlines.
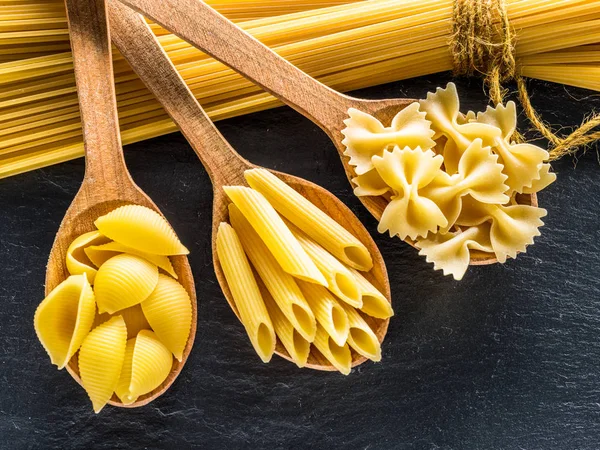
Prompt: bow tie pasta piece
<box><xmin>341</xmin><ymin>103</ymin><xmax>435</xmax><ymax>175</ymax></box>
<box><xmin>78</xmin><ymin>315</ymin><xmax>127</xmax><ymax>413</ymax></box>
<box><xmin>372</xmin><ymin>146</ymin><xmax>446</xmax><ymax>240</ymax></box>
<box><xmin>115</xmin><ymin>331</ymin><xmax>173</xmax><ymax>405</ymax></box>
<box><xmin>94</xmin><ymin>254</ymin><xmax>159</xmax><ymax>314</ymax></box>
<box><xmin>85</xmin><ymin>241</ymin><xmax>177</xmax><ymax>278</ymax></box>
<box><xmin>141</xmin><ymin>274</ymin><xmax>193</xmax><ymax>362</ymax></box>
<box><xmin>476</xmin><ymin>102</ymin><xmax>550</xmax><ymax>192</ymax></box>
<box><xmin>457</xmin><ymin>197</ymin><xmax>547</xmax><ymax>263</ymax></box>
<box><xmin>65</xmin><ymin>231</ymin><xmax>110</xmax><ymax>284</ymax></box>
<box><xmin>522</xmin><ymin>163</ymin><xmax>557</xmax><ymax>194</ymax></box>
<box><xmin>34</xmin><ymin>274</ymin><xmax>96</xmax><ymax>369</ymax></box>
<box><xmin>417</xmin><ymin>224</ymin><xmax>494</xmax><ymax>280</ymax></box>
<box><xmin>352</xmin><ymin>169</ymin><xmax>390</xmax><ymax>197</ymax></box>
<box><xmin>94</xmin><ymin>304</ymin><xmax>151</xmax><ymax>340</ymax></box>
<box><xmin>95</xmin><ymin>205</ymin><xmax>189</xmax><ymax>256</ymax></box>
<box><xmin>421</xmin><ymin>139</ymin><xmax>509</xmax><ymax>232</ymax></box>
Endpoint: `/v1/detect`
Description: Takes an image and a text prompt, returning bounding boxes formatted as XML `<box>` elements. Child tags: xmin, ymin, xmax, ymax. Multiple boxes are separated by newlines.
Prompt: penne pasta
<box><xmin>312</xmin><ymin>325</ymin><xmax>352</xmax><ymax>375</ymax></box>
<box><xmin>296</xmin><ymin>280</ymin><xmax>349</xmax><ymax>347</ymax></box>
<box><xmin>287</xmin><ymin>222</ymin><xmax>362</xmax><ymax>308</ymax></box>
<box><xmin>216</xmin><ymin>222</ymin><xmax>276</xmax><ymax>363</ymax></box>
<box><xmin>348</xmin><ymin>267</ymin><xmax>394</xmax><ymax>319</ymax></box>
<box><xmin>336</xmin><ymin>300</ymin><xmax>381</xmax><ymax>362</ymax></box>
<box><xmin>223</xmin><ymin>185</ymin><xmax>327</xmax><ymax>285</ymax></box>
<box><xmin>260</xmin><ymin>284</ymin><xmax>310</xmax><ymax>368</ymax></box>
<box><xmin>229</xmin><ymin>204</ymin><xmax>316</xmax><ymax>342</ymax></box>
<box><xmin>244</xmin><ymin>168</ymin><xmax>373</xmax><ymax>271</ymax></box>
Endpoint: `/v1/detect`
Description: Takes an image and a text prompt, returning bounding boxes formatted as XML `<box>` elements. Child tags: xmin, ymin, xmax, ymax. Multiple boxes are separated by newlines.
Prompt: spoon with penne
<box><xmin>115</xmin><ymin>0</ymin><xmax>553</xmax><ymax>274</ymax></box>
<box><xmin>41</xmin><ymin>0</ymin><xmax>196</xmax><ymax>411</ymax></box>
<box><xmin>108</xmin><ymin>1</ymin><xmax>392</xmax><ymax>373</ymax></box>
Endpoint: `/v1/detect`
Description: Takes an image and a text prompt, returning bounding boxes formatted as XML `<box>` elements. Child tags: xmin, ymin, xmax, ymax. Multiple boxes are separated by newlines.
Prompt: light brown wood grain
<box><xmin>45</xmin><ymin>0</ymin><xmax>197</xmax><ymax>408</ymax></box>
<box><xmin>108</xmin><ymin>1</ymin><xmax>391</xmax><ymax>371</ymax></box>
<box><xmin>115</xmin><ymin>0</ymin><xmax>534</xmax><ymax>265</ymax></box>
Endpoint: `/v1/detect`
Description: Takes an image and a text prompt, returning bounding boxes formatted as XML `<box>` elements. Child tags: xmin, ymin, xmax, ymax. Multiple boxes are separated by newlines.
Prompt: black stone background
<box><xmin>0</xmin><ymin>74</ymin><xmax>599</xmax><ymax>449</ymax></box>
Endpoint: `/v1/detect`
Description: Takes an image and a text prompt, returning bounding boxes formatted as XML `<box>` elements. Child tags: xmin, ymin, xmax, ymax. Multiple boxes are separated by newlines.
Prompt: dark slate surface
<box><xmin>1</xmin><ymin>74</ymin><xmax>599</xmax><ymax>450</ymax></box>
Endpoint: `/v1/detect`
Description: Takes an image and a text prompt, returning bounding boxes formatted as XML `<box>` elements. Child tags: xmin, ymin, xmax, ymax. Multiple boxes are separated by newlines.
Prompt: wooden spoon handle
<box><xmin>65</xmin><ymin>0</ymin><xmax>128</xmax><ymax>186</ymax></box>
<box><xmin>115</xmin><ymin>0</ymin><xmax>353</xmax><ymax>132</ymax></box>
<box><xmin>108</xmin><ymin>1</ymin><xmax>249</xmax><ymax>187</ymax></box>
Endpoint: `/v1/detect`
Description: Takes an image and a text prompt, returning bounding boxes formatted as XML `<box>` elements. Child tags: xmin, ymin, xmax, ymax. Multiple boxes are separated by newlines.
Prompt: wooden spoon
<box><xmin>114</xmin><ymin>0</ymin><xmax>536</xmax><ymax>266</ymax></box>
<box><xmin>45</xmin><ymin>0</ymin><xmax>196</xmax><ymax>407</ymax></box>
<box><xmin>107</xmin><ymin>1</ymin><xmax>390</xmax><ymax>371</ymax></box>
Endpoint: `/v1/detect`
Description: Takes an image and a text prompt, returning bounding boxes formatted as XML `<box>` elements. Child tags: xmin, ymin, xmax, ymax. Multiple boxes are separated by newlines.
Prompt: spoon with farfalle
<box><xmin>114</xmin><ymin>0</ymin><xmax>554</xmax><ymax>276</ymax></box>
<box><xmin>108</xmin><ymin>1</ymin><xmax>391</xmax><ymax>372</ymax></box>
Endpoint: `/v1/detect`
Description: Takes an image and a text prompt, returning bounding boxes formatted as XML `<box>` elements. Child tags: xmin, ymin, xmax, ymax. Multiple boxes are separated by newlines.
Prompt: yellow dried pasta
<box><xmin>34</xmin><ymin>273</ymin><xmax>96</xmax><ymax>369</ymax></box>
<box><xmin>65</xmin><ymin>231</ymin><xmax>110</xmax><ymax>284</ymax></box>
<box><xmin>141</xmin><ymin>274</ymin><xmax>192</xmax><ymax>362</ymax></box>
<box><xmin>78</xmin><ymin>315</ymin><xmax>127</xmax><ymax>413</ymax></box>
<box><xmin>312</xmin><ymin>325</ymin><xmax>352</xmax><ymax>376</ymax></box>
<box><xmin>95</xmin><ymin>205</ymin><xmax>189</xmax><ymax>256</ymax></box>
<box><xmin>94</xmin><ymin>254</ymin><xmax>159</xmax><ymax>314</ymax></box>
<box><xmin>94</xmin><ymin>304</ymin><xmax>151</xmax><ymax>340</ymax></box>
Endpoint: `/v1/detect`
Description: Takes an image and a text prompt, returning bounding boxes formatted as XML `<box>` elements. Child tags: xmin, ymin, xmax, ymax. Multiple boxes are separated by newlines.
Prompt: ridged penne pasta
<box><xmin>312</xmin><ymin>325</ymin><xmax>352</xmax><ymax>375</ymax></box>
<box><xmin>94</xmin><ymin>254</ymin><xmax>159</xmax><ymax>314</ymax></box>
<box><xmin>34</xmin><ymin>274</ymin><xmax>96</xmax><ymax>369</ymax></box>
<box><xmin>296</xmin><ymin>281</ymin><xmax>349</xmax><ymax>347</ymax></box>
<box><xmin>336</xmin><ymin>300</ymin><xmax>381</xmax><ymax>362</ymax></box>
<box><xmin>65</xmin><ymin>231</ymin><xmax>109</xmax><ymax>284</ymax></box>
<box><xmin>287</xmin><ymin>222</ymin><xmax>362</xmax><ymax>308</ymax></box>
<box><xmin>95</xmin><ymin>204</ymin><xmax>189</xmax><ymax>256</ymax></box>
<box><xmin>244</xmin><ymin>168</ymin><xmax>373</xmax><ymax>271</ymax></box>
<box><xmin>229</xmin><ymin>204</ymin><xmax>316</xmax><ymax>342</ymax></box>
<box><xmin>260</xmin><ymin>285</ymin><xmax>310</xmax><ymax>368</ymax></box>
<box><xmin>347</xmin><ymin>267</ymin><xmax>394</xmax><ymax>319</ymax></box>
<box><xmin>141</xmin><ymin>274</ymin><xmax>192</xmax><ymax>362</ymax></box>
<box><xmin>223</xmin><ymin>186</ymin><xmax>326</xmax><ymax>286</ymax></box>
<box><xmin>115</xmin><ymin>330</ymin><xmax>173</xmax><ymax>405</ymax></box>
<box><xmin>94</xmin><ymin>303</ymin><xmax>151</xmax><ymax>340</ymax></box>
<box><xmin>78</xmin><ymin>315</ymin><xmax>127</xmax><ymax>413</ymax></box>
<box><xmin>85</xmin><ymin>241</ymin><xmax>177</xmax><ymax>278</ymax></box>
<box><xmin>216</xmin><ymin>223</ymin><xmax>276</xmax><ymax>363</ymax></box>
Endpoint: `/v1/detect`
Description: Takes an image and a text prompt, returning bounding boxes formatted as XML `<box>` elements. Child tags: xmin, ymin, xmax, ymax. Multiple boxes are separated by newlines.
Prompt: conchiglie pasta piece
<box><xmin>86</xmin><ymin>241</ymin><xmax>177</xmax><ymax>278</ymax></box>
<box><xmin>34</xmin><ymin>274</ymin><xmax>96</xmax><ymax>369</ymax></box>
<box><xmin>94</xmin><ymin>254</ymin><xmax>159</xmax><ymax>314</ymax></box>
<box><xmin>94</xmin><ymin>303</ymin><xmax>151</xmax><ymax>339</ymax></box>
<box><xmin>95</xmin><ymin>205</ymin><xmax>189</xmax><ymax>256</ymax></box>
<box><xmin>141</xmin><ymin>274</ymin><xmax>192</xmax><ymax>361</ymax></box>
<box><xmin>115</xmin><ymin>331</ymin><xmax>173</xmax><ymax>405</ymax></box>
<box><xmin>65</xmin><ymin>231</ymin><xmax>110</xmax><ymax>284</ymax></box>
<box><xmin>78</xmin><ymin>315</ymin><xmax>127</xmax><ymax>413</ymax></box>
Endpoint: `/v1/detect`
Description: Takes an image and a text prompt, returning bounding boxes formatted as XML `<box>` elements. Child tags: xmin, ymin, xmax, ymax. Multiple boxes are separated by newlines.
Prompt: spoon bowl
<box><xmin>45</xmin><ymin>0</ymin><xmax>196</xmax><ymax>408</ymax></box>
<box><xmin>108</xmin><ymin>1</ymin><xmax>390</xmax><ymax>370</ymax></box>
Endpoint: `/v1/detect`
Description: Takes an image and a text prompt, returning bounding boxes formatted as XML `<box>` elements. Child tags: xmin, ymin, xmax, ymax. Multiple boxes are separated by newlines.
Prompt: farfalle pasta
<box><xmin>34</xmin><ymin>204</ymin><xmax>192</xmax><ymax>412</ymax></box>
<box><xmin>343</xmin><ymin>82</ymin><xmax>555</xmax><ymax>280</ymax></box>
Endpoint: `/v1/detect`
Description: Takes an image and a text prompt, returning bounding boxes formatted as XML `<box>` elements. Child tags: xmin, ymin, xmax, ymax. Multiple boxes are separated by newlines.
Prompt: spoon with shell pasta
<box><xmin>108</xmin><ymin>1</ymin><xmax>392</xmax><ymax>374</ymax></box>
<box><xmin>38</xmin><ymin>0</ymin><xmax>196</xmax><ymax>413</ymax></box>
<box><xmin>115</xmin><ymin>0</ymin><xmax>554</xmax><ymax>277</ymax></box>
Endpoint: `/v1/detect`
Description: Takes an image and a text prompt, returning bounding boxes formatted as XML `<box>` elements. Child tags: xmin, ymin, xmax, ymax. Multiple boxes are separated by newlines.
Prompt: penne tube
<box><xmin>244</xmin><ymin>168</ymin><xmax>373</xmax><ymax>271</ymax></box>
<box><xmin>216</xmin><ymin>222</ymin><xmax>276</xmax><ymax>363</ymax></box>
<box><xmin>229</xmin><ymin>204</ymin><xmax>316</xmax><ymax>342</ymax></box>
<box><xmin>312</xmin><ymin>325</ymin><xmax>352</xmax><ymax>375</ymax></box>
<box><xmin>336</xmin><ymin>300</ymin><xmax>381</xmax><ymax>362</ymax></box>
<box><xmin>260</xmin><ymin>284</ymin><xmax>310</xmax><ymax>368</ymax></box>
<box><xmin>223</xmin><ymin>185</ymin><xmax>327</xmax><ymax>286</ymax></box>
<box><xmin>297</xmin><ymin>280</ymin><xmax>349</xmax><ymax>346</ymax></box>
<box><xmin>287</xmin><ymin>222</ymin><xmax>362</xmax><ymax>308</ymax></box>
<box><xmin>348</xmin><ymin>267</ymin><xmax>394</xmax><ymax>319</ymax></box>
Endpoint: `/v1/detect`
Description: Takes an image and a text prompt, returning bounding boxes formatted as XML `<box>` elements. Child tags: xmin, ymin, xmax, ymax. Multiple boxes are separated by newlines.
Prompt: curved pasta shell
<box><xmin>34</xmin><ymin>274</ymin><xmax>96</xmax><ymax>369</ymax></box>
<box><xmin>65</xmin><ymin>231</ymin><xmax>110</xmax><ymax>284</ymax></box>
<box><xmin>116</xmin><ymin>331</ymin><xmax>173</xmax><ymax>404</ymax></box>
<box><xmin>94</xmin><ymin>303</ymin><xmax>151</xmax><ymax>340</ymax></box>
<box><xmin>94</xmin><ymin>254</ymin><xmax>159</xmax><ymax>314</ymax></box>
<box><xmin>85</xmin><ymin>241</ymin><xmax>177</xmax><ymax>278</ymax></box>
<box><xmin>95</xmin><ymin>205</ymin><xmax>189</xmax><ymax>256</ymax></box>
<box><xmin>141</xmin><ymin>274</ymin><xmax>192</xmax><ymax>361</ymax></box>
<box><xmin>78</xmin><ymin>315</ymin><xmax>127</xmax><ymax>413</ymax></box>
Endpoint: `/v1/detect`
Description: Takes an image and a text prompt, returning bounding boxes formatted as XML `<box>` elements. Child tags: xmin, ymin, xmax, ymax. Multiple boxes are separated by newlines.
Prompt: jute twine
<box><xmin>451</xmin><ymin>0</ymin><xmax>600</xmax><ymax>160</ymax></box>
